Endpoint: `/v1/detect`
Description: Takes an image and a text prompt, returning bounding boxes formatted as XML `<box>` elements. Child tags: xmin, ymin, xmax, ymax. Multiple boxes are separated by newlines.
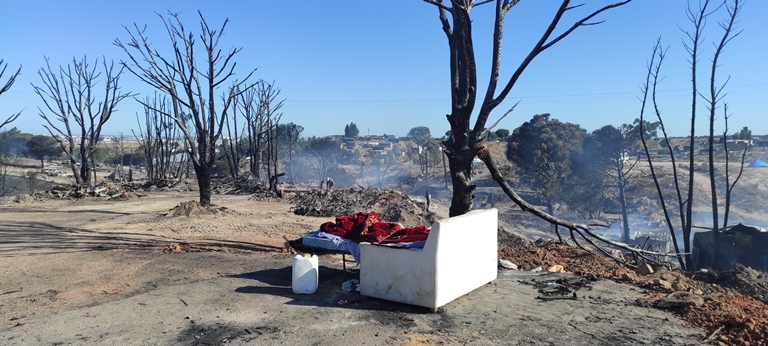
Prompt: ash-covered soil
<box><xmin>1</xmin><ymin>184</ymin><xmax>766</xmax><ymax>345</ymax></box>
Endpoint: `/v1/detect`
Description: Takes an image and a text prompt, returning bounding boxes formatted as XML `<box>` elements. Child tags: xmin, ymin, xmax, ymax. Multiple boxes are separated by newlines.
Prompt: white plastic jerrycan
<box><xmin>292</xmin><ymin>254</ymin><xmax>319</xmax><ymax>294</ymax></box>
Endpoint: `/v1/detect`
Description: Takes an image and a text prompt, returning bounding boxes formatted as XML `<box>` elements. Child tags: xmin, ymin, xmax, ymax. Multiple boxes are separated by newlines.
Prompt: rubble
<box><xmin>547</xmin><ymin>265</ymin><xmax>566</xmax><ymax>273</ymax></box>
<box><xmin>499</xmin><ymin>241</ymin><xmax>768</xmax><ymax>346</ymax></box>
<box><xmin>164</xmin><ymin>201</ymin><xmax>238</xmax><ymax>217</ymax></box>
<box><xmin>290</xmin><ymin>187</ymin><xmax>435</xmax><ymax>225</ymax></box>
<box><xmin>212</xmin><ymin>174</ymin><xmax>269</xmax><ymax>194</ymax></box>
<box><xmin>657</xmin><ymin>291</ymin><xmax>704</xmax><ymax>308</ymax></box>
<box><xmin>38</xmin><ymin>179</ymin><xmax>195</xmax><ymax>200</ymax></box>
<box><xmin>635</xmin><ymin>263</ymin><xmax>655</xmax><ymax>275</ymax></box>
<box><xmin>653</xmin><ymin>279</ymin><xmax>673</xmax><ymax>290</ymax></box>
<box><xmin>691</xmin><ymin>264</ymin><xmax>768</xmax><ymax>305</ymax></box>
<box><xmin>498</xmin><ymin>259</ymin><xmax>518</xmax><ymax>270</ymax></box>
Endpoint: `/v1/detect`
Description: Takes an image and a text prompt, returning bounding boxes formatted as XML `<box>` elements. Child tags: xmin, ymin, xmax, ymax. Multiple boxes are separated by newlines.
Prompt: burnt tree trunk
<box><xmin>441</xmin><ymin>2</ymin><xmax>480</xmax><ymax>217</ymax></box>
<box><xmin>79</xmin><ymin>144</ymin><xmax>91</xmax><ymax>186</ymax></box>
<box><xmin>618</xmin><ymin>164</ymin><xmax>631</xmax><ymax>242</ymax></box>
<box><xmin>424</xmin><ymin>0</ymin><xmax>632</xmax><ymax>217</ymax></box>
<box><xmin>69</xmin><ymin>158</ymin><xmax>83</xmax><ymax>185</ymax></box>
<box><xmin>193</xmin><ymin>161</ymin><xmax>212</xmax><ymax>207</ymax></box>
<box><xmin>446</xmin><ymin>148</ymin><xmax>476</xmax><ymax>217</ymax></box>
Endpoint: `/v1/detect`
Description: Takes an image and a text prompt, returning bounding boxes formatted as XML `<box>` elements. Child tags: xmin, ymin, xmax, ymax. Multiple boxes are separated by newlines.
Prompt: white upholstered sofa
<box><xmin>359</xmin><ymin>208</ymin><xmax>498</xmax><ymax>310</ymax></box>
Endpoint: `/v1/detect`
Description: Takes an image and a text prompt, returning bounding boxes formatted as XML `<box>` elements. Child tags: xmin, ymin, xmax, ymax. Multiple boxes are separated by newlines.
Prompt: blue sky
<box><xmin>1</xmin><ymin>0</ymin><xmax>766</xmax><ymax>139</ymax></box>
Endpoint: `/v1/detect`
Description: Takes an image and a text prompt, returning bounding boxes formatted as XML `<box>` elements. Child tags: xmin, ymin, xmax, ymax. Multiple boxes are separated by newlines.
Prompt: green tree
<box><xmin>633</xmin><ymin>118</ymin><xmax>660</xmax><ymax>140</ymax></box>
<box><xmin>25</xmin><ymin>135</ymin><xmax>61</xmax><ymax>170</ymax></box>
<box><xmin>0</xmin><ymin>127</ymin><xmax>33</xmax><ymax>157</ymax></box>
<box><xmin>506</xmin><ymin>114</ymin><xmax>587</xmax><ymax>218</ymax></box>
<box><xmin>407</xmin><ymin>126</ymin><xmax>432</xmax><ymax>146</ymax></box>
<box><xmin>732</xmin><ymin>126</ymin><xmax>751</xmax><ymax>140</ymax></box>
<box><xmin>344</xmin><ymin>122</ymin><xmax>360</xmax><ymax>137</ymax></box>
<box><xmin>494</xmin><ymin>128</ymin><xmax>510</xmax><ymax>140</ymax></box>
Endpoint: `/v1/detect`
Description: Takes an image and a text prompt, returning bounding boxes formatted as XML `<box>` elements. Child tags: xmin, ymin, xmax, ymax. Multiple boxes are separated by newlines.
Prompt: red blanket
<box><xmin>320</xmin><ymin>211</ymin><xmax>430</xmax><ymax>244</ymax></box>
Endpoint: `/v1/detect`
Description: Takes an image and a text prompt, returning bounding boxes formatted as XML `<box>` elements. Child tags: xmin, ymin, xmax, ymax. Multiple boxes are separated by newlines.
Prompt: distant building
<box><xmin>725</xmin><ymin>141</ymin><xmax>749</xmax><ymax>153</ymax></box>
<box><xmin>341</xmin><ymin>137</ymin><xmax>357</xmax><ymax>149</ymax></box>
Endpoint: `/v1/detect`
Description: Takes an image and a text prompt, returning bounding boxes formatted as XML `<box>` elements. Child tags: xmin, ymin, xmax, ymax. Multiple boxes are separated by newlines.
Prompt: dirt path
<box><xmin>0</xmin><ymin>192</ymin><xmax>707</xmax><ymax>345</ymax></box>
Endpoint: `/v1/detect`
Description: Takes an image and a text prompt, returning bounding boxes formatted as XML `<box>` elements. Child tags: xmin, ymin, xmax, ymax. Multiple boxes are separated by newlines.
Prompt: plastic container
<box><xmin>292</xmin><ymin>254</ymin><xmax>319</xmax><ymax>294</ymax></box>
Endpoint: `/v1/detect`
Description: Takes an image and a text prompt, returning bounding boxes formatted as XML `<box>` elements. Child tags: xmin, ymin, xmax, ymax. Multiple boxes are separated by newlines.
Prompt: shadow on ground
<box><xmin>232</xmin><ymin>266</ymin><xmax>431</xmax><ymax>314</ymax></box>
<box><xmin>0</xmin><ymin>221</ymin><xmax>285</xmax><ymax>256</ymax></box>
<box><xmin>0</xmin><ymin>221</ymin><xmax>168</xmax><ymax>256</ymax></box>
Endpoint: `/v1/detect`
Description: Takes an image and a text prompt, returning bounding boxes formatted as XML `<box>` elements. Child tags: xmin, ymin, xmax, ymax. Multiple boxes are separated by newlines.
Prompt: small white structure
<box><xmin>359</xmin><ymin>209</ymin><xmax>498</xmax><ymax>310</ymax></box>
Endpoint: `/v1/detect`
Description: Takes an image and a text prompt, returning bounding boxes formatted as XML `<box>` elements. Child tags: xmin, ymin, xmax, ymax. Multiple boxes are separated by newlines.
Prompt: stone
<box><xmin>671</xmin><ymin>280</ymin><xmax>686</xmax><ymax>291</ymax></box>
<box><xmin>547</xmin><ymin>265</ymin><xmax>566</xmax><ymax>273</ymax></box>
<box><xmin>498</xmin><ymin>259</ymin><xmax>518</xmax><ymax>270</ymax></box>
<box><xmin>634</xmin><ymin>263</ymin><xmax>654</xmax><ymax>275</ymax></box>
<box><xmin>530</xmin><ymin>266</ymin><xmax>543</xmax><ymax>273</ymax></box>
<box><xmin>657</xmin><ymin>291</ymin><xmax>704</xmax><ymax>308</ymax></box>
<box><xmin>653</xmin><ymin>279</ymin><xmax>672</xmax><ymax>290</ymax></box>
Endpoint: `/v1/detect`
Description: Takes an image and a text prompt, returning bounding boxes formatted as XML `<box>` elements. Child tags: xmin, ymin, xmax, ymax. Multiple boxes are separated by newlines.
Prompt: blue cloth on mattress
<box><xmin>302</xmin><ymin>231</ymin><xmax>361</xmax><ymax>263</ymax></box>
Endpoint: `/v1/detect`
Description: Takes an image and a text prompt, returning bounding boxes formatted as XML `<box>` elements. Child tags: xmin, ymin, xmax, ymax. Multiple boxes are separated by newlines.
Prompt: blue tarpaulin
<box><xmin>748</xmin><ymin>158</ymin><xmax>768</xmax><ymax>167</ymax></box>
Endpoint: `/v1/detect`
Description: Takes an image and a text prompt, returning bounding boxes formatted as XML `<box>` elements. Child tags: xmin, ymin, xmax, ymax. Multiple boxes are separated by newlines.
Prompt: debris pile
<box><xmin>10</xmin><ymin>193</ymin><xmax>45</xmax><ymax>204</ymax></box>
<box><xmin>682</xmin><ymin>293</ymin><xmax>768</xmax><ymax>346</ymax></box>
<box><xmin>213</xmin><ymin>174</ymin><xmax>269</xmax><ymax>194</ymax></box>
<box><xmin>164</xmin><ymin>200</ymin><xmax>237</xmax><ymax>217</ymax></box>
<box><xmin>134</xmin><ymin>179</ymin><xmax>192</xmax><ymax>192</ymax></box>
<box><xmin>499</xmin><ymin>241</ymin><xmax>768</xmax><ymax>346</ymax></box>
<box><xmin>520</xmin><ymin>275</ymin><xmax>595</xmax><ymax>301</ymax></box>
<box><xmin>290</xmin><ymin>187</ymin><xmax>435</xmax><ymax>225</ymax></box>
<box><xmin>38</xmin><ymin>179</ymin><xmax>200</xmax><ymax>200</ymax></box>
<box><xmin>692</xmin><ymin>264</ymin><xmax>768</xmax><ymax>305</ymax></box>
<box><xmin>44</xmin><ymin>182</ymin><xmax>137</xmax><ymax>199</ymax></box>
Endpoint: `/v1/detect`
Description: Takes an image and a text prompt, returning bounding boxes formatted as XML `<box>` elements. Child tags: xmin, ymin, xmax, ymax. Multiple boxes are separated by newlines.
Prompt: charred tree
<box><xmin>639</xmin><ymin>40</ymin><xmax>688</xmax><ymax>269</ymax></box>
<box><xmin>223</xmin><ymin>95</ymin><xmax>245</xmax><ymax>179</ymax></box>
<box><xmin>33</xmin><ymin>56</ymin><xmax>132</xmax><ymax>186</ymax></box>
<box><xmin>420</xmin><ymin>1</ymin><xmax>676</xmax><ymax>267</ymax></box>
<box><xmin>0</xmin><ymin>60</ymin><xmax>22</xmax><ymax>129</ymax></box>
<box><xmin>117</xmin><ymin>11</ymin><xmax>255</xmax><ymax>207</ymax></box>
<box><xmin>237</xmin><ymin>86</ymin><xmax>268</xmax><ymax>179</ymax></box>
<box><xmin>423</xmin><ymin>0</ymin><xmax>632</xmax><ymax>216</ymax></box>
<box><xmin>703</xmin><ymin>0</ymin><xmax>741</xmax><ymax>269</ymax></box>
<box><xmin>256</xmin><ymin>80</ymin><xmax>285</xmax><ymax>194</ymax></box>
<box><xmin>721</xmin><ymin>104</ymin><xmax>748</xmax><ymax>229</ymax></box>
<box><xmin>305</xmin><ymin>137</ymin><xmax>339</xmax><ymax>187</ymax></box>
<box><xmin>278</xmin><ymin>123</ymin><xmax>304</xmax><ymax>184</ymax></box>
<box><xmin>639</xmin><ymin>0</ymin><xmax>743</xmax><ymax>270</ymax></box>
<box><xmin>134</xmin><ymin>94</ymin><xmax>189</xmax><ymax>181</ymax></box>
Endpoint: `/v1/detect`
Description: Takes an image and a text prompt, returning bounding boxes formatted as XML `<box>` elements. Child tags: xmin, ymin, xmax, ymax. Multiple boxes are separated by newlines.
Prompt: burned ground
<box><xmin>500</xmin><ymin>241</ymin><xmax>768</xmax><ymax>346</ymax></box>
<box><xmin>1</xmin><ymin>180</ymin><xmax>767</xmax><ymax>345</ymax></box>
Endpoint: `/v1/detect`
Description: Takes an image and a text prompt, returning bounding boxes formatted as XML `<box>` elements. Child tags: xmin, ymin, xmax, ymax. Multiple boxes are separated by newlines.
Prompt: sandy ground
<box><xmin>0</xmin><ymin>191</ymin><xmax>713</xmax><ymax>345</ymax></box>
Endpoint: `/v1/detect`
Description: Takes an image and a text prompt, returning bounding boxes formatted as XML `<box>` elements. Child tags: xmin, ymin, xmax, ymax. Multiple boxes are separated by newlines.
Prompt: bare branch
<box><xmin>474</xmin><ymin>0</ymin><xmax>631</xmax><ymax>135</ymax></box>
<box><xmin>479</xmin><ymin>100</ymin><xmax>518</xmax><ymax>139</ymax></box>
<box><xmin>637</xmin><ymin>39</ymin><xmax>686</xmax><ymax>269</ymax></box>
<box><xmin>423</xmin><ymin>0</ymin><xmax>453</xmax><ymax>12</ymax></box>
<box><xmin>476</xmin><ymin>145</ymin><xmax>675</xmax><ymax>263</ymax></box>
<box><xmin>0</xmin><ymin>60</ymin><xmax>23</xmax><ymax>128</ymax></box>
<box><xmin>117</xmin><ymin>11</ymin><xmax>255</xmax><ymax>206</ymax></box>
